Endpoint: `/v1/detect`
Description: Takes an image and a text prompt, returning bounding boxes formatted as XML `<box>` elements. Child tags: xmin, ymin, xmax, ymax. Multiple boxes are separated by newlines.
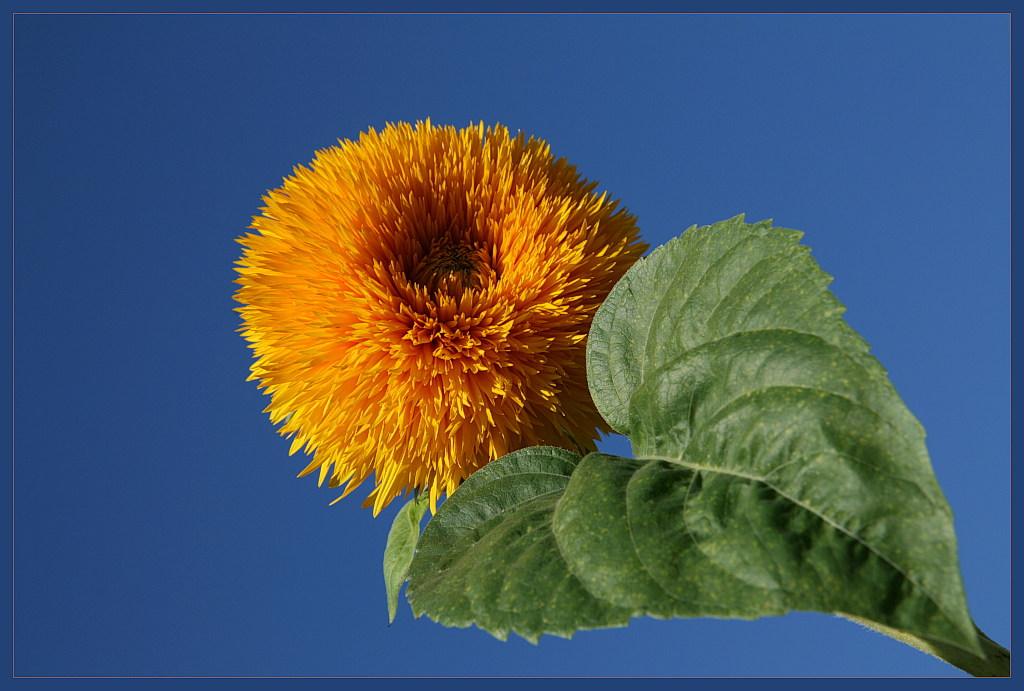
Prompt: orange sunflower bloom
<box><xmin>234</xmin><ymin>120</ymin><xmax>647</xmax><ymax>514</ymax></box>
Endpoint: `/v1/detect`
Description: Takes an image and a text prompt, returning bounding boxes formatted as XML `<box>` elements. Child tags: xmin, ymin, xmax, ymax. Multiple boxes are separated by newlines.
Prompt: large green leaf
<box><xmin>406</xmin><ymin>215</ymin><xmax>981</xmax><ymax>660</ymax></box>
<box><xmin>595</xmin><ymin>215</ymin><xmax>976</xmax><ymax>653</ymax></box>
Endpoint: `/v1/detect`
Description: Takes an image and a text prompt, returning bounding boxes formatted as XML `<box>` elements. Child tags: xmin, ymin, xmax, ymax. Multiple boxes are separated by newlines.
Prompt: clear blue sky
<box><xmin>13</xmin><ymin>13</ymin><xmax>1010</xmax><ymax>678</ymax></box>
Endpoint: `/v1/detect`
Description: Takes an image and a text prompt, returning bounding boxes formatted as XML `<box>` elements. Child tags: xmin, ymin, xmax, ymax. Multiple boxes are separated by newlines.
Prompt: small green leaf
<box><xmin>383</xmin><ymin>493</ymin><xmax>429</xmax><ymax>624</ymax></box>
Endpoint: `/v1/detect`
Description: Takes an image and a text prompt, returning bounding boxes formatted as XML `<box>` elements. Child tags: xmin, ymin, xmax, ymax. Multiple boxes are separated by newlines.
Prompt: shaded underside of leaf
<box><xmin>554</xmin><ymin>452</ymin><xmax>784</xmax><ymax>619</ymax></box>
<box><xmin>626</xmin><ymin>449</ymin><xmax>974</xmax><ymax>653</ymax></box>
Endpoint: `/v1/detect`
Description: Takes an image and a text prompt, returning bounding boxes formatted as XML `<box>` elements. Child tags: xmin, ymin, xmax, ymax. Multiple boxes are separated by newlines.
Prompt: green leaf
<box><xmin>587</xmin><ymin>215</ymin><xmax>979</xmax><ymax>654</ymax></box>
<box><xmin>405</xmin><ymin>447</ymin><xmax>634</xmax><ymax>643</ymax></box>
<box><xmin>383</xmin><ymin>493</ymin><xmax>429</xmax><ymax>624</ymax></box>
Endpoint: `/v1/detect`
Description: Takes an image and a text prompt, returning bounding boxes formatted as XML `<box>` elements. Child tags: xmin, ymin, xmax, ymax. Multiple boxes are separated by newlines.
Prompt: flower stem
<box><xmin>839</xmin><ymin>613</ymin><xmax>1009</xmax><ymax>677</ymax></box>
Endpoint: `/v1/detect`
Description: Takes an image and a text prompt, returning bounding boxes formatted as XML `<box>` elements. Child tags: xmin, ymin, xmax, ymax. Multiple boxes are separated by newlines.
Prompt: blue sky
<box><xmin>12</xmin><ymin>13</ymin><xmax>1010</xmax><ymax>678</ymax></box>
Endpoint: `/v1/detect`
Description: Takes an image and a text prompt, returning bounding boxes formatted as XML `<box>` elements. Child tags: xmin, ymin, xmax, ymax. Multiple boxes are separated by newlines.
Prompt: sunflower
<box><xmin>234</xmin><ymin>120</ymin><xmax>647</xmax><ymax>514</ymax></box>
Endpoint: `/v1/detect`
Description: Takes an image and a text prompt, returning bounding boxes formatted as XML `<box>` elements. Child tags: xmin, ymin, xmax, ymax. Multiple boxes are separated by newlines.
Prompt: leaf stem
<box><xmin>839</xmin><ymin>613</ymin><xmax>1009</xmax><ymax>677</ymax></box>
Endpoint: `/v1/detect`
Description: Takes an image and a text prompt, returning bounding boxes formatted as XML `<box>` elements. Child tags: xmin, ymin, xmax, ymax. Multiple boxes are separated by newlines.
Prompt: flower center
<box><xmin>409</xmin><ymin>238</ymin><xmax>486</xmax><ymax>294</ymax></box>
<box><xmin>406</xmin><ymin>312</ymin><xmax>489</xmax><ymax>363</ymax></box>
